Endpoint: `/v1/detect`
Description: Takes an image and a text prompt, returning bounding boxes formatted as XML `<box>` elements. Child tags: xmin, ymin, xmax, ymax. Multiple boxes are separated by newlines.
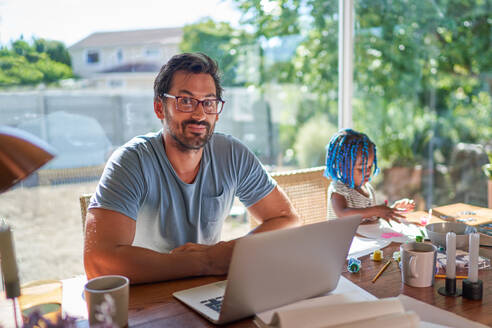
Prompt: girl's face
<box><xmin>352</xmin><ymin>148</ymin><xmax>375</xmax><ymax>188</ymax></box>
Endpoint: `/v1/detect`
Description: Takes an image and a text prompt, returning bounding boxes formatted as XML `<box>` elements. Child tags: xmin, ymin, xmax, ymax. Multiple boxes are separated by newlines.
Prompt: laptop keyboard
<box><xmin>200</xmin><ymin>296</ymin><xmax>223</xmax><ymax>313</ymax></box>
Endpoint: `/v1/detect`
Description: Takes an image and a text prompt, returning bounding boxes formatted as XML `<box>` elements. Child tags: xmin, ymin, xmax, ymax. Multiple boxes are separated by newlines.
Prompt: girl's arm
<box><xmin>331</xmin><ymin>193</ymin><xmax>405</xmax><ymax>221</ymax></box>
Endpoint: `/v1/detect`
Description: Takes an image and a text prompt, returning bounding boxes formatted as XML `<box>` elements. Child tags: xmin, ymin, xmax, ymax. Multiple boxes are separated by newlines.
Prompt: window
<box><xmin>116</xmin><ymin>48</ymin><xmax>123</xmax><ymax>62</ymax></box>
<box><xmin>353</xmin><ymin>1</ymin><xmax>491</xmax><ymax>209</ymax></box>
<box><xmin>108</xmin><ymin>79</ymin><xmax>124</xmax><ymax>88</ymax></box>
<box><xmin>1</xmin><ymin>0</ymin><xmax>490</xmax><ymax>286</ymax></box>
<box><xmin>144</xmin><ymin>47</ymin><xmax>160</xmax><ymax>57</ymax></box>
<box><xmin>2</xmin><ymin>0</ymin><xmax>339</xmax><ymax>284</ymax></box>
<box><xmin>86</xmin><ymin>50</ymin><xmax>100</xmax><ymax>64</ymax></box>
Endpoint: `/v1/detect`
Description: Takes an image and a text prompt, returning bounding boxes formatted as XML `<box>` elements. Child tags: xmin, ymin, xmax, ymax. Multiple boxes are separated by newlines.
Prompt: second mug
<box><xmin>400</xmin><ymin>242</ymin><xmax>437</xmax><ymax>288</ymax></box>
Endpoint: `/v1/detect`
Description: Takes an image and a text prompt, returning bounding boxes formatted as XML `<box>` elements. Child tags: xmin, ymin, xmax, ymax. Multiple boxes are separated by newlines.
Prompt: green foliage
<box><xmin>232</xmin><ymin>0</ymin><xmax>492</xmax><ymax>168</ymax></box>
<box><xmin>33</xmin><ymin>38</ymin><xmax>72</xmax><ymax>66</ymax></box>
<box><xmin>293</xmin><ymin>114</ymin><xmax>337</xmax><ymax>167</ymax></box>
<box><xmin>180</xmin><ymin>18</ymin><xmax>253</xmax><ymax>86</ymax></box>
<box><xmin>354</xmin><ymin>1</ymin><xmax>491</xmax><ymax>166</ymax></box>
<box><xmin>0</xmin><ymin>37</ymin><xmax>72</xmax><ymax>87</ymax></box>
<box><xmin>35</xmin><ymin>58</ymin><xmax>73</xmax><ymax>83</ymax></box>
<box><xmin>484</xmin><ymin>145</ymin><xmax>492</xmax><ymax>179</ymax></box>
<box><xmin>484</xmin><ymin>164</ymin><xmax>492</xmax><ymax>180</ymax></box>
<box><xmin>232</xmin><ymin>0</ymin><xmax>302</xmax><ymax>37</ymax></box>
<box><xmin>231</xmin><ymin>0</ymin><xmax>304</xmax><ymax>86</ymax></box>
<box><xmin>180</xmin><ymin>0</ymin><xmax>491</xmax><ymax>168</ymax></box>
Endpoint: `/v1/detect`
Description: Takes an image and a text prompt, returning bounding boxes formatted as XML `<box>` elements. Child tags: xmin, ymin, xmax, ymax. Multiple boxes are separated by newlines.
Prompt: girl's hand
<box><xmin>373</xmin><ymin>205</ymin><xmax>406</xmax><ymax>222</ymax></box>
<box><xmin>361</xmin><ymin>217</ymin><xmax>379</xmax><ymax>224</ymax></box>
<box><xmin>392</xmin><ymin>198</ymin><xmax>415</xmax><ymax>212</ymax></box>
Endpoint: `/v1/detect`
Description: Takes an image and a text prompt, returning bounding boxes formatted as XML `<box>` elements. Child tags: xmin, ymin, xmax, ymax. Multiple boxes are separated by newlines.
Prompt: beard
<box><xmin>164</xmin><ymin>107</ymin><xmax>214</xmax><ymax>151</ymax></box>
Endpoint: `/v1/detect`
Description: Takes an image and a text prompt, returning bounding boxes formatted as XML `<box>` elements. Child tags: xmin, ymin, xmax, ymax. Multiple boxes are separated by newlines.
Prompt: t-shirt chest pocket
<box><xmin>200</xmin><ymin>189</ymin><xmax>228</xmax><ymax>243</ymax></box>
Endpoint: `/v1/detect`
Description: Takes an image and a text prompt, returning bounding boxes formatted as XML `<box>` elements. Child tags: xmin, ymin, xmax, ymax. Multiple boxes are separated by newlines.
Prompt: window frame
<box><xmin>85</xmin><ymin>49</ymin><xmax>101</xmax><ymax>65</ymax></box>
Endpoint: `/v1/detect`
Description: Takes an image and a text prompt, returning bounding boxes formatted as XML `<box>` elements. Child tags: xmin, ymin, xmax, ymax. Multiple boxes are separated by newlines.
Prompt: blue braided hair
<box><xmin>324</xmin><ymin>129</ymin><xmax>379</xmax><ymax>188</ymax></box>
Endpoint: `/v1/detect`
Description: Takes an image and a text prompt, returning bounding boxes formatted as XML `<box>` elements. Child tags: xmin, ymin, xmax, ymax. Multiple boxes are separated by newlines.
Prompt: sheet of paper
<box><xmin>356</xmin><ymin>219</ymin><xmax>427</xmax><ymax>243</ymax></box>
<box><xmin>256</xmin><ymin>292</ymin><xmax>432</xmax><ymax>328</ymax></box>
<box><xmin>256</xmin><ymin>277</ymin><xmax>486</xmax><ymax>328</ymax></box>
<box><xmin>347</xmin><ymin>236</ymin><xmax>391</xmax><ymax>259</ymax></box>
<box><xmin>269</xmin><ymin>298</ymin><xmax>406</xmax><ymax>328</ymax></box>
<box><xmin>397</xmin><ymin>294</ymin><xmax>488</xmax><ymax>328</ymax></box>
<box><xmin>255</xmin><ymin>276</ymin><xmax>377</xmax><ymax>324</ymax></box>
<box><xmin>0</xmin><ymin>297</ymin><xmax>22</xmax><ymax>327</ymax></box>
<box><xmin>62</xmin><ymin>275</ymin><xmax>88</xmax><ymax>320</ymax></box>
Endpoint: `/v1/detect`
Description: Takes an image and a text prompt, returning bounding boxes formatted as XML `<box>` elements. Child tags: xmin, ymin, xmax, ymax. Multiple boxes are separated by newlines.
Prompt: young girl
<box><xmin>324</xmin><ymin>129</ymin><xmax>414</xmax><ymax>222</ymax></box>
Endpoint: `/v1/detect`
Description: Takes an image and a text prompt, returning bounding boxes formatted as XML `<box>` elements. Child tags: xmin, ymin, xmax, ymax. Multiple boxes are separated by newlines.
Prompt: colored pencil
<box><xmin>435</xmin><ymin>274</ymin><xmax>468</xmax><ymax>279</ymax></box>
<box><xmin>372</xmin><ymin>259</ymin><xmax>392</xmax><ymax>283</ymax></box>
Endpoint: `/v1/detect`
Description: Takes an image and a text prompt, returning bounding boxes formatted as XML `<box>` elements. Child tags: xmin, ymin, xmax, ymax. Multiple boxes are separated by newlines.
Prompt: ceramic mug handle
<box><xmin>409</xmin><ymin>255</ymin><xmax>419</xmax><ymax>278</ymax></box>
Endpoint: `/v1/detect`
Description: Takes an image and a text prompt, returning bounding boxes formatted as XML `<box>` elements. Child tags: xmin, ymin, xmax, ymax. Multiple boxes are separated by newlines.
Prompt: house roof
<box><xmin>100</xmin><ymin>62</ymin><xmax>161</xmax><ymax>73</ymax></box>
<box><xmin>69</xmin><ymin>27</ymin><xmax>183</xmax><ymax>50</ymax></box>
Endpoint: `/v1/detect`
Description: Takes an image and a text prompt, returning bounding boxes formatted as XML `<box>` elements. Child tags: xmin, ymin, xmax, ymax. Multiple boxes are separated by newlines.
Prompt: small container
<box><xmin>426</xmin><ymin>222</ymin><xmax>477</xmax><ymax>250</ymax></box>
<box><xmin>370</xmin><ymin>249</ymin><xmax>383</xmax><ymax>261</ymax></box>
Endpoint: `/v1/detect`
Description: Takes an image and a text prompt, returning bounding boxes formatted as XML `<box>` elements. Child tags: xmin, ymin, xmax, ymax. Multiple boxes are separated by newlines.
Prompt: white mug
<box><xmin>400</xmin><ymin>242</ymin><xmax>437</xmax><ymax>288</ymax></box>
<box><xmin>84</xmin><ymin>275</ymin><xmax>129</xmax><ymax>327</ymax></box>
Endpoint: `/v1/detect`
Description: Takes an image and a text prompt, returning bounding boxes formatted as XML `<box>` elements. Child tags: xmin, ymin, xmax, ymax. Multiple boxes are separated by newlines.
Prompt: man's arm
<box><xmin>84</xmin><ymin>186</ymin><xmax>299</xmax><ymax>284</ymax></box>
<box><xmin>169</xmin><ymin>186</ymin><xmax>299</xmax><ymax>269</ymax></box>
<box><xmin>84</xmin><ymin>208</ymin><xmax>228</xmax><ymax>284</ymax></box>
<box><xmin>248</xmin><ymin>185</ymin><xmax>300</xmax><ymax>233</ymax></box>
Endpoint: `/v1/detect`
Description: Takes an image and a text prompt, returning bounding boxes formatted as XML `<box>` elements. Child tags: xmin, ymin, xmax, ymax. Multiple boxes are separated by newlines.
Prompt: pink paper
<box><xmin>381</xmin><ymin>232</ymin><xmax>404</xmax><ymax>239</ymax></box>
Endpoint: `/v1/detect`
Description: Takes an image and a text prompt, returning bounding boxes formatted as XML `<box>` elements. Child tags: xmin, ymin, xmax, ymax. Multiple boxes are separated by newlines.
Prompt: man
<box><xmin>84</xmin><ymin>53</ymin><xmax>299</xmax><ymax>284</ymax></box>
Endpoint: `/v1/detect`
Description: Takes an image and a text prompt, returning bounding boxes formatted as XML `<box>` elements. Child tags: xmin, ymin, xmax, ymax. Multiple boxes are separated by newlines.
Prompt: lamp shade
<box><xmin>0</xmin><ymin>126</ymin><xmax>55</xmax><ymax>193</ymax></box>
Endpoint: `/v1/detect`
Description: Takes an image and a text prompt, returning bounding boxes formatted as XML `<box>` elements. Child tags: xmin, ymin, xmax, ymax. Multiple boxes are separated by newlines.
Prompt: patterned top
<box><xmin>327</xmin><ymin>180</ymin><xmax>377</xmax><ymax>220</ymax></box>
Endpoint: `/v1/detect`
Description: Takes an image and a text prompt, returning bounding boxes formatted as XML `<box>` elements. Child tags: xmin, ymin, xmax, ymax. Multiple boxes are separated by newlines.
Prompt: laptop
<box><xmin>173</xmin><ymin>215</ymin><xmax>361</xmax><ymax>325</ymax></box>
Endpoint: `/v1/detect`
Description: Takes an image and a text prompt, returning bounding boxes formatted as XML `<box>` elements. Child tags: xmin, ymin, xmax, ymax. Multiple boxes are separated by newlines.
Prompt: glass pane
<box><xmin>210</xmin><ymin>0</ymin><xmax>339</xmax><ymax>169</ymax></box>
<box><xmin>0</xmin><ymin>0</ymin><xmax>338</xmax><ymax>283</ymax></box>
<box><xmin>353</xmin><ymin>1</ymin><xmax>491</xmax><ymax>210</ymax></box>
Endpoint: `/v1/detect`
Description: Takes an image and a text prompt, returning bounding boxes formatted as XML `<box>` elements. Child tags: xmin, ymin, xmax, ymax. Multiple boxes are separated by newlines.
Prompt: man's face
<box><xmin>352</xmin><ymin>148</ymin><xmax>375</xmax><ymax>188</ymax></box>
<box><xmin>155</xmin><ymin>71</ymin><xmax>219</xmax><ymax>151</ymax></box>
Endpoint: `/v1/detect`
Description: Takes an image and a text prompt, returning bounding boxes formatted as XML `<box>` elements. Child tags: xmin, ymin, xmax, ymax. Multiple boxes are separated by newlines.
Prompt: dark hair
<box><xmin>324</xmin><ymin>129</ymin><xmax>379</xmax><ymax>188</ymax></box>
<box><xmin>153</xmin><ymin>52</ymin><xmax>223</xmax><ymax>101</ymax></box>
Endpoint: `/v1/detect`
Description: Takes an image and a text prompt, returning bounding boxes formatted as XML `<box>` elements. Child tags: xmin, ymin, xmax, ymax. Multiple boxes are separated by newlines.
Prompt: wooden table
<box><xmin>341</xmin><ymin>243</ymin><xmax>492</xmax><ymax>326</ymax></box>
<box><xmin>127</xmin><ymin>243</ymin><xmax>492</xmax><ymax>327</ymax></box>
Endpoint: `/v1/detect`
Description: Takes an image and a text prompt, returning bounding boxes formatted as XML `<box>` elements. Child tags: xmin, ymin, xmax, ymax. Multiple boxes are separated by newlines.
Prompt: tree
<box><xmin>0</xmin><ymin>38</ymin><xmax>73</xmax><ymax>87</ymax></box>
<box><xmin>353</xmin><ymin>0</ymin><xmax>492</xmax><ymax>166</ymax></box>
<box><xmin>233</xmin><ymin>0</ymin><xmax>308</xmax><ymax>164</ymax></box>
<box><xmin>180</xmin><ymin>18</ymin><xmax>252</xmax><ymax>86</ymax></box>
<box><xmin>232</xmin><ymin>0</ymin><xmax>492</xmax><ymax>168</ymax></box>
<box><xmin>33</xmin><ymin>38</ymin><xmax>72</xmax><ymax>67</ymax></box>
<box><xmin>294</xmin><ymin>114</ymin><xmax>337</xmax><ymax>167</ymax></box>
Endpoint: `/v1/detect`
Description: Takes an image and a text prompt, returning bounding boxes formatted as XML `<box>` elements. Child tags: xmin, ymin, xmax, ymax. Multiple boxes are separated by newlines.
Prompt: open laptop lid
<box><xmin>218</xmin><ymin>215</ymin><xmax>362</xmax><ymax>323</ymax></box>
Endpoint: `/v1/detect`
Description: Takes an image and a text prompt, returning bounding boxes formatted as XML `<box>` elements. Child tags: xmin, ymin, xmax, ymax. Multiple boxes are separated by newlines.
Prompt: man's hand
<box><xmin>170</xmin><ymin>241</ymin><xmax>234</xmax><ymax>276</ymax></box>
<box><xmin>85</xmin><ymin>208</ymin><xmax>235</xmax><ymax>283</ymax></box>
<box><xmin>203</xmin><ymin>241</ymin><xmax>234</xmax><ymax>275</ymax></box>
<box><xmin>171</xmin><ymin>242</ymin><xmax>209</xmax><ymax>253</ymax></box>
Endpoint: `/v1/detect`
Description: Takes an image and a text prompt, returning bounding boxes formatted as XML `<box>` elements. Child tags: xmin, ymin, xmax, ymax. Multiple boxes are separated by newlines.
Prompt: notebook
<box><xmin>172</xmin><ymin>215</ymin><xmax>362</xmax><ymax>324</ymax></box>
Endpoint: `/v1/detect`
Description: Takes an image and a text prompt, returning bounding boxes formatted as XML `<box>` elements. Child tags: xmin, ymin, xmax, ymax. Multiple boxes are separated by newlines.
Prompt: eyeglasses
<box><xmin>161</xmin><ymin>93</ymin><xmax>225</xmax><ymax>114</ymax></box>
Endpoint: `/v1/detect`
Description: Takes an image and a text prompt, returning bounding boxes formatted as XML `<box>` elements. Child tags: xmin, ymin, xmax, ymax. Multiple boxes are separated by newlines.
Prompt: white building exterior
<box><xmin>68</xmin><ymin>27</ymin><xmax>182</xmax><ymax>89</ymax></box>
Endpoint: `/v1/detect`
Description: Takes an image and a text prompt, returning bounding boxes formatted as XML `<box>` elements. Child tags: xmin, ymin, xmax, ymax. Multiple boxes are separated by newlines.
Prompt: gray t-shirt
<box><xmin>89</xmin><ymin>131</ymin><xmax>276</xmax><ymax>253</ymax></box>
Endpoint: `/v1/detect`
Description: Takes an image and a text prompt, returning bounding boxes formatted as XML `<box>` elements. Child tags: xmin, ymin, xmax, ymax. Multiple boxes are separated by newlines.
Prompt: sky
<box><xmin>0</xmin><ymin>0</ymin><xmax>242</xmax><ymax>46</ymax></box>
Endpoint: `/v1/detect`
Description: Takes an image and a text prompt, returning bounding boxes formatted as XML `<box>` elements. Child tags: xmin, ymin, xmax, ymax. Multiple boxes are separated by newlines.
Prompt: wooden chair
<box><xmin>79</xmin><ymin>193</ymin><xmax>92</xmax><ymax>233</ymax></box>
<box><xmin>250</xmin><ymin>166</ymin><xmax>330</xmax><ymax>229</ymax></box>
<box><xmin>80</xmin><ymin>166</ymin><xmax>331</xmax><ymax>232</ymax></box>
